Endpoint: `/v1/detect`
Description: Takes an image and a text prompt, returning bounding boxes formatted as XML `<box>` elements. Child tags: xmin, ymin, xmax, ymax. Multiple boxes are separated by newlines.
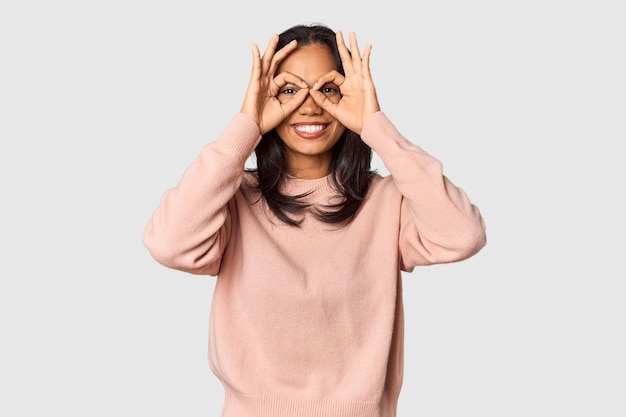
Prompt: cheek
<box><xmin>333</xmin><ymin>125</ymin><xmax>346</xmax><ymax>142</ymax></box>
<box><xmin>275</xmin><ymin>121</ymin><xmax>290</xmax><ymax>140</ymax></box>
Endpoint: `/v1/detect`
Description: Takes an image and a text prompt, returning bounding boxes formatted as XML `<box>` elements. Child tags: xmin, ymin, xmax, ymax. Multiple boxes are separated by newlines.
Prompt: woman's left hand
<box><xmin>308</xmin><ymin>31</ymin><xmax>381</xmax><ymax>135</ymax></box>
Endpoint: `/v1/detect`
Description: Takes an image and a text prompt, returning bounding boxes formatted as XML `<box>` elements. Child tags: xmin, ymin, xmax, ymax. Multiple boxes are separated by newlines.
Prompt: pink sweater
<box><xmin>143</xmin><ymin>111</ymin><xmax>486</xmax><ymax>417</ymax></box>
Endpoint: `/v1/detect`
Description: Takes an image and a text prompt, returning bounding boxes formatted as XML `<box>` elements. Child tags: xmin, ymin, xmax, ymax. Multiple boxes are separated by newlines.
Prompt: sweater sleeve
<box><xmin>361</xmin><ymin>112</ymin><xmax>487</xmax><ymax>271</ymax></box>
<box><xmin>142</xmin><ymin>113</ymin><xmax>262</xmax><ymax>276</ymax></box>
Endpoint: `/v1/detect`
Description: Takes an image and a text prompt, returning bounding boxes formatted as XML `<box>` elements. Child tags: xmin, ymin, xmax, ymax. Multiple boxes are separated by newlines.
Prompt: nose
<box><xmin>298</xmin><ymin>91</ymin><xmax>323</xmax><ymax>116</ymax></box>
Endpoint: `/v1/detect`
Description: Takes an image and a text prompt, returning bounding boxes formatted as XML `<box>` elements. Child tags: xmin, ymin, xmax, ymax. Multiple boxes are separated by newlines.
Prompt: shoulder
<box><xmin>368</xmin><ymin>173</ymin><xmax>396</xmax><ymax>193</ymax></box>
<box><xmin>363</xmin><ymin>173</ymin><xmax>402</xmax><ymax>203</ymax></box>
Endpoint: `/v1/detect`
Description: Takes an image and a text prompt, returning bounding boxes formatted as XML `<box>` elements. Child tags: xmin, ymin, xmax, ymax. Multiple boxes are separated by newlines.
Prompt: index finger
<box><xmin>270</xmin><ymin>71</ymin><xmax>309</xmax><ymax>96</ymax></box>
<box><xmin>311</xmin><ymin>70</ymin><xmax>346</xmax><ymax>91</ymax></box>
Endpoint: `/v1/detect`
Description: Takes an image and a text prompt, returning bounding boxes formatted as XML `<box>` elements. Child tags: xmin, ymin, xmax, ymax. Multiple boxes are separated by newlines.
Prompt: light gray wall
<box><xmin>2</xmin><ymin>0</ymin><xmax>624</xmax><ymax>416</ymax></box>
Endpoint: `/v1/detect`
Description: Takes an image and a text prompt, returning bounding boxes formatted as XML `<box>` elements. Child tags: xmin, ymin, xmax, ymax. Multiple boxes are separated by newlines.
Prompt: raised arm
<box><xmin>142</xmin><ymin>114</ymin><xmax>261</xmax><ymax>275</ymax></box>
<box><xmin>144</xmin><ymin>33</ymin><xmax>313</xmax><ymax>275</ymax></box>
<box><xmin>362</xmin><ymin>112</ymin><xmax>486</xmax><ymax>269</ymax></box>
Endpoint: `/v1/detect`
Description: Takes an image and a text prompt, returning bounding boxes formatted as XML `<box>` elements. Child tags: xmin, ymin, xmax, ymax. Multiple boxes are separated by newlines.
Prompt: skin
<box><xmin>274</xmin><ymin>44</ymin><xmax>345</xmax><ymax>178</ymax></box>
<box><xmin>241</xmin><ymin>31</ymin><xmax>381</xmax><ymax>179</ymax></box>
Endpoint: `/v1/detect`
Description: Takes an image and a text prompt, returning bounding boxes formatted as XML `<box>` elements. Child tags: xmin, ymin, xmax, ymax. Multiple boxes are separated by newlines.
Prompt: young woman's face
<box><xmin>275</xmin><ymin>43</ymin><xmax>346</xmax><ymax>179</ymax></box>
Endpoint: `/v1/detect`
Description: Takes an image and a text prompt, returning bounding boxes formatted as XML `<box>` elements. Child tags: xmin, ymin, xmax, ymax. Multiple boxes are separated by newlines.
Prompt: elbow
<box><xmin>452</xmin><ymin>214</ymin><xmax>487</xmax><ymax>261</ymax></box>
<box><xmin>142</xmin><ymin>229</ymin><xmax>180</xmax><ymax>269</ymax></box>
<box><xmin>430</xmin><ymin>219</ymin><xmax>487</xmax><ymax>264</ymax></box>
<box><xmin>456</xmin><ymin>226</ymin><xmax>487</xmax><ymax>260</ymax></box>
<box><xmin>142</xmin><ymin>228</ymin><xmax>220</xmax><ymax>275</ymax></box>
<box><xmin>403</xmin><ymin>227</ymin><xmax>486</xmax><ymax>267</ymax></box>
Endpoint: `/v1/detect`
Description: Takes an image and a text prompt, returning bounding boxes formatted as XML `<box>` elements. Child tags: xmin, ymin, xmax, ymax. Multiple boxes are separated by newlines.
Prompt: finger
<box><xmin>267</xmin><ymin>39</ymin><xmax>298</xmax><ymax>78</ymax></box>
<box><xmin>260</xmin><ymin>34</ymin><xmax>279</xmax><ymax>74</ymax></box>
<box><xmin>311</xmin><ymin>70</ymin><xmax>345</xmax><ymax>91</ymax></box>
<box><xmin>248</xmin><ymin>43</ymin><xmax>261</xmax><ymax>84</ymax></box>
<box><xmin>349</xmin><ymin>32</ymin><xmax>363</xmax><ymax>70</ymax></box>
<box><xmin>361</xmin><ymin>44</ymin><xmax>373</xmax><ymax>78</ymax></box>
<box><xmin>273</xmin><ymin>71</ymin><xmax>308</xmax><ymax>87</ymax></box>
<box><xmin>280</xmin><ymin>87</ymin><xmax>310</xmax><ymax>115</ymax></box>
<box><xmin>308</xmin><ymin>89</ymin><xmax>336</xmax><ymax>112</ymax></box>
<box><xmin>270</xmin><ymin>71</ymin><xmax>308</xmax><ymax>96</ymax></box>
<box><xmin>335</xmin><ymin>31</ymin><xmax>354</xmax><ymax>75</ymax></box>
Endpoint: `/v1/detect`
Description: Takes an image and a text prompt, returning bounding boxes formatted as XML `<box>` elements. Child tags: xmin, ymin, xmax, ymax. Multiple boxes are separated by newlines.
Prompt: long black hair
<box><xmin>247</xmin><ymin>23</ymin><xmax>376</xmax><ymax>227</ymax></box>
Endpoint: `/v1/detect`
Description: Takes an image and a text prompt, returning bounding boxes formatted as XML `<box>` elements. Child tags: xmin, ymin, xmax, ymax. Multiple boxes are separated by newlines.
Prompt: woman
<box><xmin>143</xmin><ymin>23</ymin><xmax>486</xmax><ymax>417</ymax></box>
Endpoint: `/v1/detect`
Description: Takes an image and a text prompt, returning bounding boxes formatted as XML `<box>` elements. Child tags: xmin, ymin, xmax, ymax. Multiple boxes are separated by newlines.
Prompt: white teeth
<box><xmin>295</xmin><ymin>124</ymin><xmax>325</xmax><ymax>133</ymax></box>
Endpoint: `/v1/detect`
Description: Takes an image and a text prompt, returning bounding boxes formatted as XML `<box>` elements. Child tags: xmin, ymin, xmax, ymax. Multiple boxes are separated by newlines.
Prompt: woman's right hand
<box><xmin>240</xmin><ymin>35</ymin><xmax>309</xmax><ymax>135</ymax></box>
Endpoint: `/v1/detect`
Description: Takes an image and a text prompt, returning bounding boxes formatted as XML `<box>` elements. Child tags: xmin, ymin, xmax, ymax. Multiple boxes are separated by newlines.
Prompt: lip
<box><xmin>291</xmin><ymin>122</ymin><xmax>330</xmax><ymax>139</ymax></box>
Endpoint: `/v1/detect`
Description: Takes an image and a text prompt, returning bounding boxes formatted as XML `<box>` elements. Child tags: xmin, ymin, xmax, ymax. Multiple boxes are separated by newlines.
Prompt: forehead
<box><xmin>277</xmin><ymin>44</ymin><xmax>336</xmax><ymax>78</ymax></box>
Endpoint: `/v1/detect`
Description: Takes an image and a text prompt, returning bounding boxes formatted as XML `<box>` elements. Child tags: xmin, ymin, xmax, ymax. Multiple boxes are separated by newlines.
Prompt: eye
<box><xmin>321</xmin><ymin>85</ymin><xmax>341</xmax><ymax>96</ymax></box>
<box><xmin>279</xmin><ymin>87</ymin><xmax>298</xmax><ymax>96</ymax></box>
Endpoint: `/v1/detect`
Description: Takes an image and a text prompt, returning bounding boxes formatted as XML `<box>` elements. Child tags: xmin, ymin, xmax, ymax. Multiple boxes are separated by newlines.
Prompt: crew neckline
<box><xmin>282</xmin><ymin>173</ymin><xmax>336</xmax><ymax>196</ymax></box>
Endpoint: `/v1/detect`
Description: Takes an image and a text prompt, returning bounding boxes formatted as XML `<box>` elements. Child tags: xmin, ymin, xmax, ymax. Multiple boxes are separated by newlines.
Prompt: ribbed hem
<box><xmin>222</xmin><ymin>392</ymin><xmax>382</xmax><ymax>417</ymax></box>
<box><xmin>215</xmin><ymin>113</ymin><xmax>263</xmax><ymax>163</ymax></box>
<box><xmin>360</xmin><ymin>111</ymin><xmax>407</xmax><ymax>159</ymax></box>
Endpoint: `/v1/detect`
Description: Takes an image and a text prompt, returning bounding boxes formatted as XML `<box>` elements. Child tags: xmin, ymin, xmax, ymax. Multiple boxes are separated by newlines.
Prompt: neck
<box><xmin>286</xmin><ymin>156</ymin><xmax>331</xmax><ymax>179</ymax></box>
<box><xmin>288</xmin><ymin>167</ymin><xmax>329</xmax><ymax>179</ymax></box>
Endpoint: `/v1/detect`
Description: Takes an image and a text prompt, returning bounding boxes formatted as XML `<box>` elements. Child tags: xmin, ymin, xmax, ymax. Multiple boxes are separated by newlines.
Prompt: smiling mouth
<box><xmin>293</xmin><ymin>123</ymin><xmax>329</xmax><ymax>134</ymax></box>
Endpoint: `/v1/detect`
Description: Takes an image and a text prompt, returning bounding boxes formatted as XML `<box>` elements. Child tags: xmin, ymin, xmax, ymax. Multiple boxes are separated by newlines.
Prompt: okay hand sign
<box><xmin>240</xmin><ymin>35</ymin><xmax>310</xmax><ymax>135</ymax></box>
<box><xmin>308</xmin><ymin>31</ymin><xmax>381</xmax><ymax>135</ymax></box>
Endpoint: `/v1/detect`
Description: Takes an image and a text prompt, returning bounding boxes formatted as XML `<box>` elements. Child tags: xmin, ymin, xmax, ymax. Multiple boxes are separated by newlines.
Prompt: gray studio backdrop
<box><xmin>1</xmin><ymin>0</ymin><xmax>624</xmax><ymax>416</ymax></box>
